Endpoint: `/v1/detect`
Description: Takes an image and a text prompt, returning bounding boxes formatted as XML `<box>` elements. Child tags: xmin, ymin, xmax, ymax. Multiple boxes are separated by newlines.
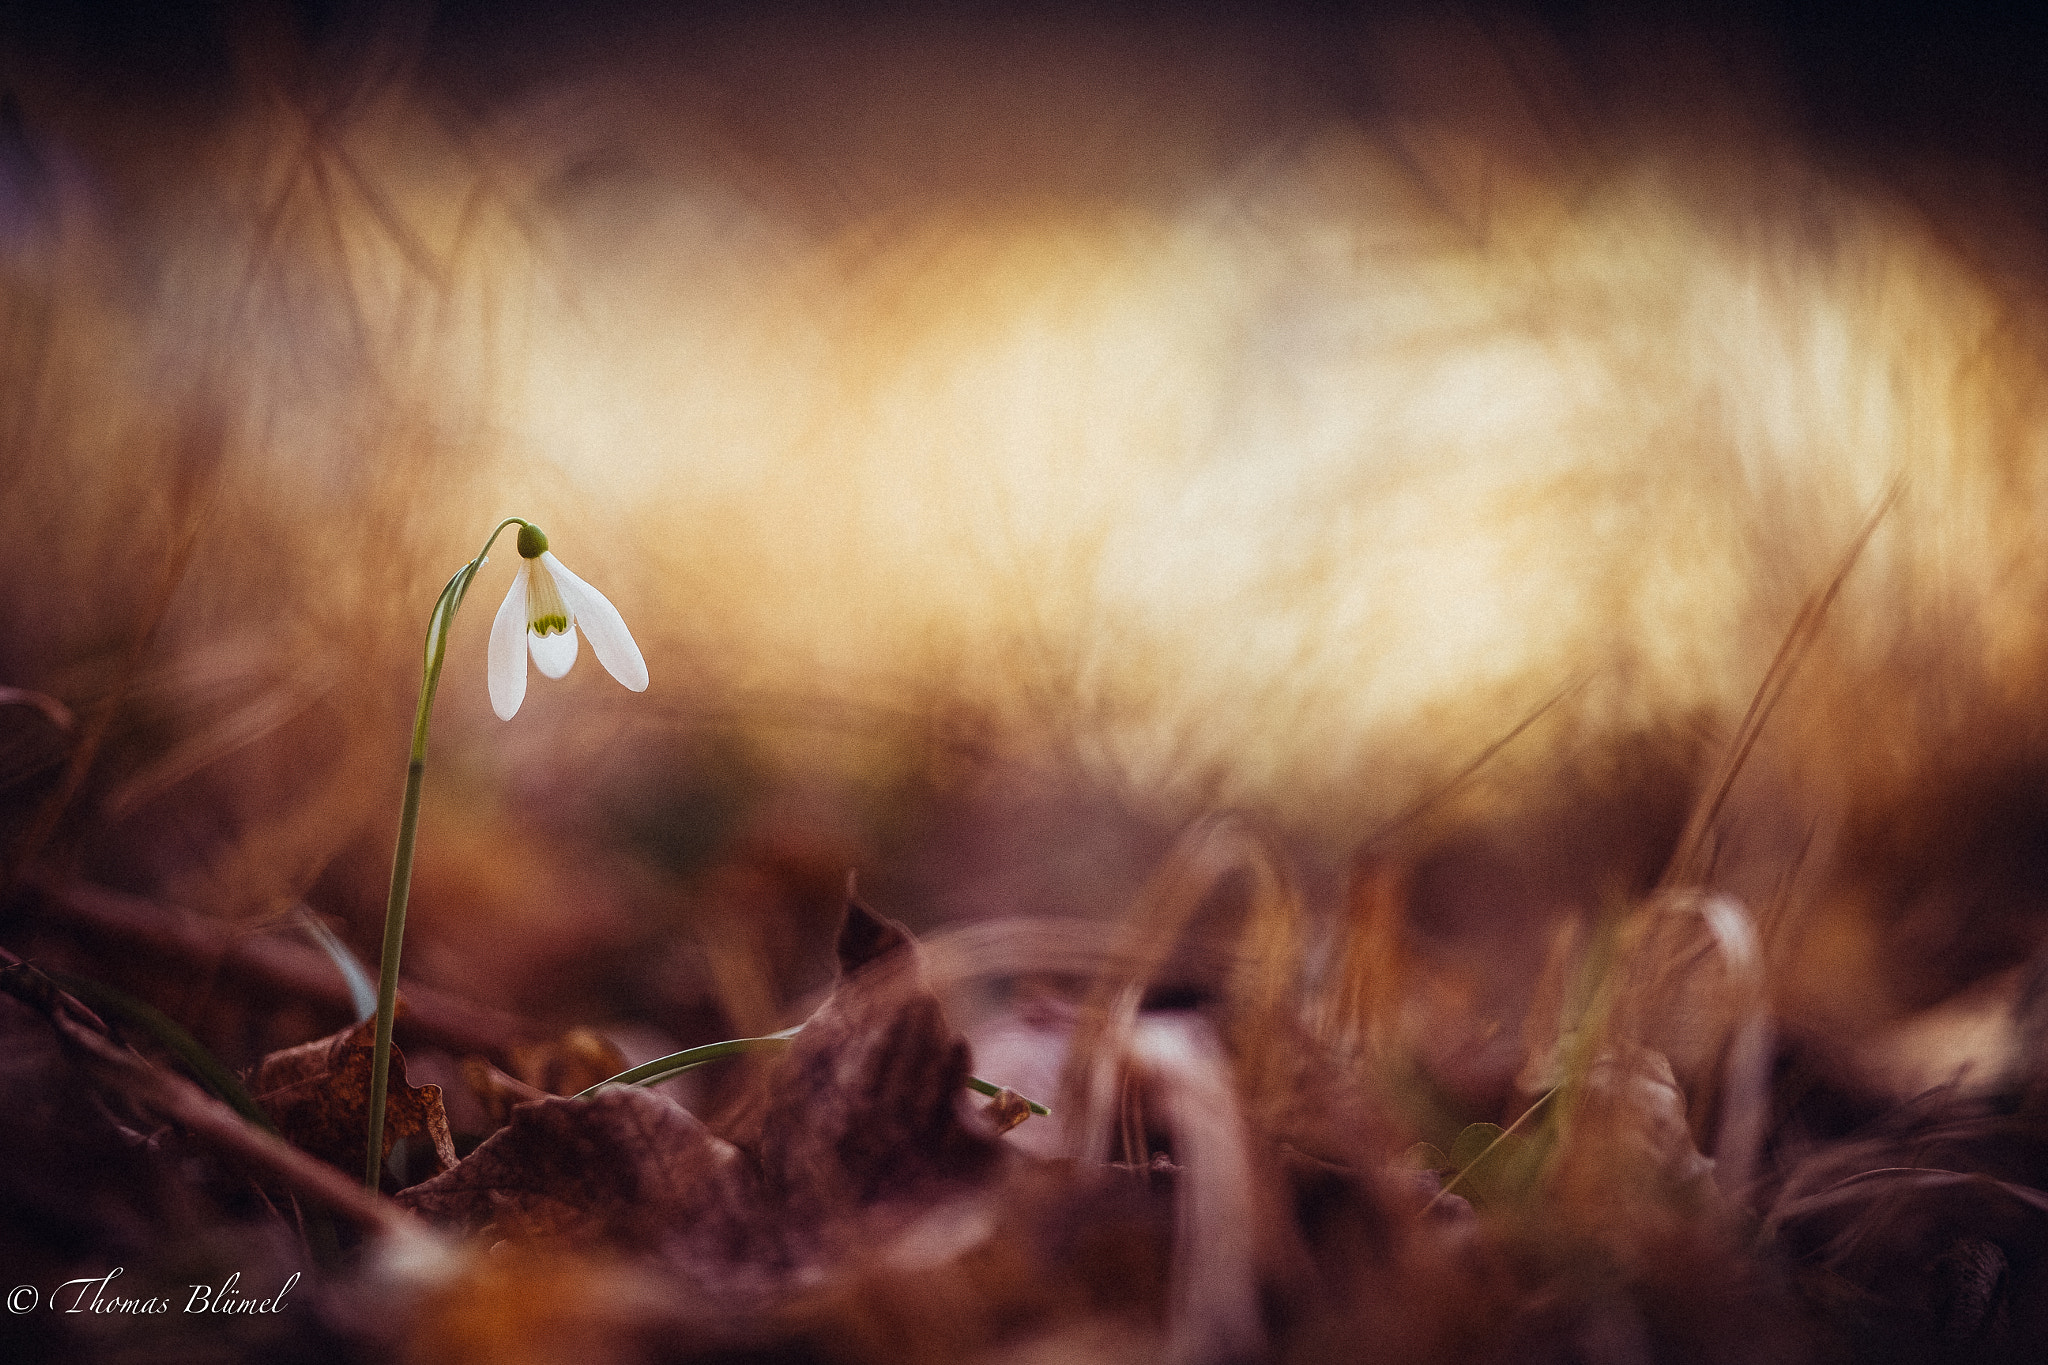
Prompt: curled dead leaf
<box><xmin>462</xmin><ymin>1056</ymin><xmax>547</xmax><ymax>1130</ymax></box>
<box><xmin>398</xmin><ymin>894</ymin><xmax>1013</xmax><ymax>1302</ymax></box>
<box><xmin>251</xmin><ymin>1016</ymin><xmax>456</xmax><ymax>1193</ymax></box>
<box><xmin>508</xmin><ymin>1026</ymin><xmax>627</xmax><ymax>1097</ymax></box>
<box><xmin>396</xmin><ymin>1085</ymin><xmax>756</xmax><ymax>1256</ymax></box>
<box><xmin>752</xmin><ymin>896</ymin><xmax>1005</xmax><ymax>1215</ymax></box>
<box><xmin>982</xmin><ymin>1088</ymin><xmax>1034</xmax><ymax>1135</ymax></box>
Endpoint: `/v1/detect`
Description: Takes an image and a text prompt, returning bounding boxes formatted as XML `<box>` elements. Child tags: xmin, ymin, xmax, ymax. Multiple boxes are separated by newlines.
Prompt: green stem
<box><xmin>573</xmin><ymin>1025</ymin><xmax>1052</xmax><ymax>1117</ymax></box>
<box><xmin>366</xmin><ymin>518</ymin><xmax>525</xmax><ymax>1192</ymax></box>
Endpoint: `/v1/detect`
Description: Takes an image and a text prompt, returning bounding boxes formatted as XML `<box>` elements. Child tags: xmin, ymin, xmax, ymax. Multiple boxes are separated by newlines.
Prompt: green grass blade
<box><xmin>576</xmin><ymin>1025</ymin><xmax>1051</xmax><ymax>1116</ymax></box>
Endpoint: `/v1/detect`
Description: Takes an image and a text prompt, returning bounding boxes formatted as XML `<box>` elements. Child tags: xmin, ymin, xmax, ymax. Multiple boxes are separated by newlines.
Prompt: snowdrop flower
<box><xmin>487</xmin><ymin>524</ymin><xmax>648</xmax><ymax>719</ymax></box>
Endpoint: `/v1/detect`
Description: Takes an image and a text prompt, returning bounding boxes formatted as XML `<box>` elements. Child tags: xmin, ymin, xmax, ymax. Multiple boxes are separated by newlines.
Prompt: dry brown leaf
<box><xmin>397</xmin><ymin>895</ymin><xmax>1011</xmax><ymax>1299</ymax></box>
<box><xmin>752</xmin><ymin>896</ymin><xmax>1006</xmax><ymax>1216</ymax></box>
<box><xmin>461</xmin><ymin>1056</ymin><xmax>547</xmax><ymax>1130</ymax></box>
<box><xmin>396</xmin><ymin>1084</ymin><xmax>758</xmax><ymax>1256</ymax></box>
<box><xmin>251</xmin><ymin>1016</ymin><xmax>457</xmax><ymax>1193</ymax></box>
<box><xmin>981</xmin><ymin>1088</ymin><xmax>1035</xmax><ymax>1135</ymax></box>
<box><xmin>507</xmin><ymin>1026</ymin><xmax>627</xmax><ymax>1097</ymax></box>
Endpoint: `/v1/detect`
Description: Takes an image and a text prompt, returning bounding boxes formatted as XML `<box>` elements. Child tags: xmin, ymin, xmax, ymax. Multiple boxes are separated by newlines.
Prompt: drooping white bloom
<box><xmin>487</xmin><ymin>533</ymin><xmax>648</xmax><ymax>720</ymax></box>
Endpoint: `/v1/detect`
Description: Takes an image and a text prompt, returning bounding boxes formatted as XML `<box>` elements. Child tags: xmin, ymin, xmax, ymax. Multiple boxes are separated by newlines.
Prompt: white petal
<box><xmin>487</xmin><ymin>563</ymin><xmax>531</xmax><ymax>720</ymax></box>
<box><xmin>539</xmin><ymin>551</ymin><xmax>648</xmax><ymax>692</ymax></box>
<box><xmin>528</xmin><ymin>620</ymin><xmax>578</xmax><ymax>679</ymax></box>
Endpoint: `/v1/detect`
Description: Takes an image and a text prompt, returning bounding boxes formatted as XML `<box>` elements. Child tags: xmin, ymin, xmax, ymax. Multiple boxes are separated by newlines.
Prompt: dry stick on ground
<box><xmin>0</xmin><ymin>955</ymin><xmax>416</xmax><ymax>1238</ymax></box>
<box><xmin>19</xmin><ymin>873</ymin><xmax>526</xmax><ymax>1062</ymax></box>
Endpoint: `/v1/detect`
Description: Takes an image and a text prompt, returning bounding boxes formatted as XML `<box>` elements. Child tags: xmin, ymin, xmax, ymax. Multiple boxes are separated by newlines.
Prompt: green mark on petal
<box><xmin>526</xmin><ymin>563</ymin><xmax>571</xmax><ymax>636</ymax></box>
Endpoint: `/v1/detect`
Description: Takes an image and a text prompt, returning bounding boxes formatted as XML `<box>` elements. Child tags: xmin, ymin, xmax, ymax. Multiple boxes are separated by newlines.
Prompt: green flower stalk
<box><xmin>367</xmin><ymin>519</ymin><xmax>647</xmax><ymax>1192</ymax></box>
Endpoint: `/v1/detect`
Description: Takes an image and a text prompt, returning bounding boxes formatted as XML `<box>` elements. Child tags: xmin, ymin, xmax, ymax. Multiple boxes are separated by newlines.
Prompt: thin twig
<box><xmin>0</xmin><ymin>957</ymin><xmax>414</xmax><ymax>1237</ymax></box>
<box><xmin>18</xmin><ymin>873</ymin><xmax>525</xmax><ymax>1061</ymax></box>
